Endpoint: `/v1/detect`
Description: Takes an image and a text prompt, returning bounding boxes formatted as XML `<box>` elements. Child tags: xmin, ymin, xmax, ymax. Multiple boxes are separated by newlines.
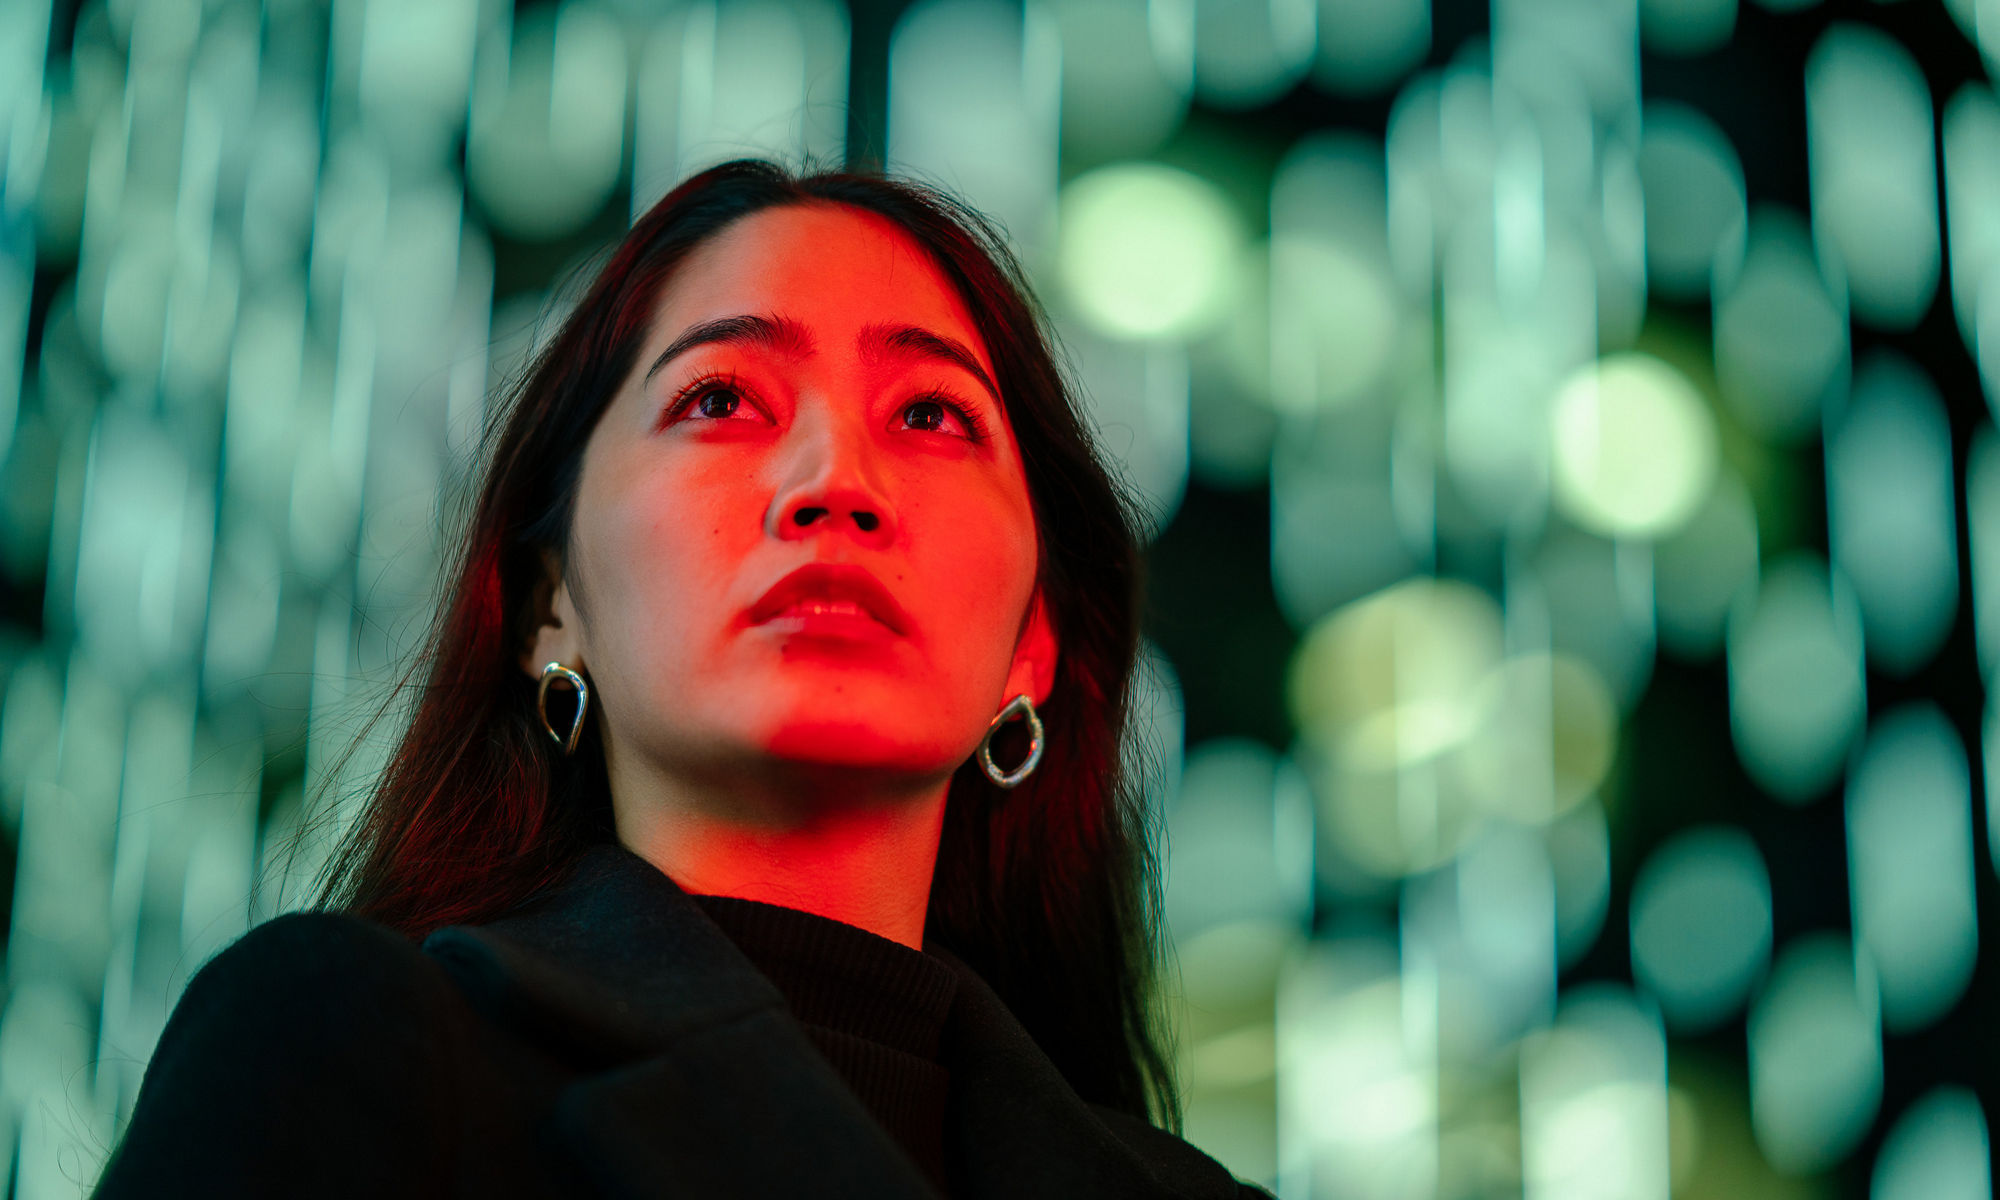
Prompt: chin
<box><xmin>760</xmin><ymin>722</ymin><xmax>960</xmax><ymax>777</ymax></box>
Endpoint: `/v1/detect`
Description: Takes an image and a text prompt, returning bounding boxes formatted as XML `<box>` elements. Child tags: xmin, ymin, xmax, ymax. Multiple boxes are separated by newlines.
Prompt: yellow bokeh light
<box><xmin>1292</xmin><ymin>581</ymin><xmax>1622</xmax><ymax>879</ymax></box>
<box><xmin>1288</xmin><ymin>577</ymin><xmax>1506</xmax><ymax>771</ymax></box>
<box><xmin>1450</xmin><ymin>652</ymin><xmax>1619</xmax><ymax>825</ymax></box>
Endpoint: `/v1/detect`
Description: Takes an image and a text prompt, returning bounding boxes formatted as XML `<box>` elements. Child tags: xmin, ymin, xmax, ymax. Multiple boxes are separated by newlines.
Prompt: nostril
<box><xmin>788</xmin><ymin>505</ymin><xmax>880</xmax><ymax>532</ymax></box>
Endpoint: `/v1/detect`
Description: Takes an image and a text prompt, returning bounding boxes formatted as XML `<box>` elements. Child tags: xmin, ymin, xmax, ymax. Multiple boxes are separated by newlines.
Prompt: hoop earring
<box><xmin>978</xmin><ymin>693</ymin><xmax>1044</xmax><ymax>789</ymax></box>
<box><xmin>537</xmin><ymin>662</ymin><xmax>589</xmax><ymax>756</ymax></box>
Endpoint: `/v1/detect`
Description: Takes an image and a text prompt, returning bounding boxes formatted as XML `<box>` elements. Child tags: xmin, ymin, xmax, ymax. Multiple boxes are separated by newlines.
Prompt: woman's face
<box><xmin>523</xmin><ymin>203</ymin><xmax>1057</xmax><ymax>806</ymax></box>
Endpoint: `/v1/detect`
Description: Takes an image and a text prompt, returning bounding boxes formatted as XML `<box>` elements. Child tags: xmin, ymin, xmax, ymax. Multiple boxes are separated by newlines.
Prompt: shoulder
<box><xmin>94</xmin><ymin>912</ymin><xmax>467</xmax><ymax>1197</ymax></box>
<box><xmin>168</xmin><ymin>910</ymin><xmax>460</xmax><ymax>1052</ymax></box>
<box><xmin>1086</xmin><ymin>1105</ymin><xmax>1277</xmax><ymax>1200</ymax></box>
<box><xmin>143</xmin><ymin>908</ymin><xmax>470</xmax><ymax>1098</ymax></box>
<box><xmin>189</xmin><ymin>908</ymin><xmax>437</xmax><ymax>991</ymax></box>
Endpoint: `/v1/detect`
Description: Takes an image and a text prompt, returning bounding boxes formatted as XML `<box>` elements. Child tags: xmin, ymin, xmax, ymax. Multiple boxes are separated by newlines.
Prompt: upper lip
<box><xmin>747</xmin><ymin>563</ymin><xmax>912</xmax><ymax>635</ymax></box>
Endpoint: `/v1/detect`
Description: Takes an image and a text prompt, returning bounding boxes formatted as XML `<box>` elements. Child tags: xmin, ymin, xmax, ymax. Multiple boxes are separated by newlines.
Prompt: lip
<box><xmin>746</xmin><ymin>563</ymin><xmax>913</xmax><ymax>638</ymax></box>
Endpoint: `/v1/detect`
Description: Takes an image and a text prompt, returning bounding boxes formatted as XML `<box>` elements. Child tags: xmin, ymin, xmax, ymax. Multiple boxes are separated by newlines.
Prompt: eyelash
<box><xmin>661</xmin><ymin>371</ymin><xmax>993</xmax><ymax>443</ymax></box>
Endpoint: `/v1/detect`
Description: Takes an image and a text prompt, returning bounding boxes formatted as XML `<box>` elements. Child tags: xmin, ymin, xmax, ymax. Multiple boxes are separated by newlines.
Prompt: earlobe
<box><xmin>522</xmin><ymin>622</ymin><xmax>584</xmax><ymax>682</ymax></box>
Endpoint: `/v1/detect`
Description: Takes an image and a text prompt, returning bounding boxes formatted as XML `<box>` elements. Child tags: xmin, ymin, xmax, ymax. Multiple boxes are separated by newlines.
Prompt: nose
<box><xmin>766</xmin><ymin>406</ymin><xmax>898</xmax><ymax>547</ymax></box>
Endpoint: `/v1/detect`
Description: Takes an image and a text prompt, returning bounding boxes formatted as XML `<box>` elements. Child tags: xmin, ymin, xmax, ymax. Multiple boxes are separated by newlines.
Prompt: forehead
<box><xmin>649</xmin><ymin>203</ymin><xmax>994</xmax><ymax>372</ymax></box>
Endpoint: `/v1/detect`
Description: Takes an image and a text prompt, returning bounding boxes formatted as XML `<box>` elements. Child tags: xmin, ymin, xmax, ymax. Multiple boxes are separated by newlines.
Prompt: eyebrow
<box><xmin>858</xmin><ymin>322</ymin><xmax>1001</xmax><ymax>407</ymax></box>
<box><xmin>643</xmin><ymin>314</ymin><xmax>814</xmax><ymax>382</ymax></box>
<box><xmin>642</xmin><ymin>313</ymin><xmax>1001</xmax><ymax>407</ymax></box>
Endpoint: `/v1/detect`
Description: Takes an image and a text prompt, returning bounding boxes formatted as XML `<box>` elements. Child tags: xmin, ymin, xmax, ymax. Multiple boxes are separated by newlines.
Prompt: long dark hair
<box><xmin>308</xmin><ymin>159</ymin><xmax>1178</xmax><ymax>1128</ymax></box>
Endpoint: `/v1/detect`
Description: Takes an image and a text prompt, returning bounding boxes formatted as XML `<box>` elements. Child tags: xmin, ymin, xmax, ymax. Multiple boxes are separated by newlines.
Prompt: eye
<box><xmin>663</xmin><ymin>373</ymin><xmax>766</xmax><ymax>427</ymax></box>
<box><xmin>901</xmin><ymin>391</ymin><xmax>991</xmax><ymax>442</ymax></box>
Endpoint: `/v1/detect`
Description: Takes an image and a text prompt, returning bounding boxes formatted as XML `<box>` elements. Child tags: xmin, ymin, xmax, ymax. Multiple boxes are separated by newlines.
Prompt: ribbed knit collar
<box><xmin>687</xmin><ymin>893</ymin><xmax>960</xmax><ymax>1193</ymax></box>
<box><xmin>686</xmin><ymin>893</ymin><xmax>958</xmax><ymax>1061</ymax></box>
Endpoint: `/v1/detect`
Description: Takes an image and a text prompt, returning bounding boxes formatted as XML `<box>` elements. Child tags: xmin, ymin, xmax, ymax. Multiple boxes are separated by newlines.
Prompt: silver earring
<box><xmin>537</xmin><ymin>662</ymin><xmax>589</xmax><ymax>756</ymax></box>
<box><xmin>978</xmin><ymin>693</ymin><xmax>1044</xmax><ymax>788</ymax></box>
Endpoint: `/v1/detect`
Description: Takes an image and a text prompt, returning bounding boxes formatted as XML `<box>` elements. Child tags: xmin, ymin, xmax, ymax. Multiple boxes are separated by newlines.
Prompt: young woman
<box><xmin>93</xmin><ymin>159</ymin><xmax>1269</xmax><ymax>1198</ymax></box>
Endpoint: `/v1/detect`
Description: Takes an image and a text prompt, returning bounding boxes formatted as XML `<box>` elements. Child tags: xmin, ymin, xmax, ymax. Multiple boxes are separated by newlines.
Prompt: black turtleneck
<box><xmin>688</xmin><ymin>894</ymin><xmax>959</xmax><ymax>1194</ymax></box>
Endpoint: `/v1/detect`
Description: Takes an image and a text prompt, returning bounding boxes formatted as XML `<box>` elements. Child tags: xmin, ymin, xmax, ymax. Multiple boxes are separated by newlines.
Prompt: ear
<box><xmin>519</xmin><ymin>548</ymin><xmax>588</xmax><ymax>682</ymax></box>
<box><xmin>1002</xmin><ymin>584</ymin><xmax>1059</xmax><ymax>709</ymax></box>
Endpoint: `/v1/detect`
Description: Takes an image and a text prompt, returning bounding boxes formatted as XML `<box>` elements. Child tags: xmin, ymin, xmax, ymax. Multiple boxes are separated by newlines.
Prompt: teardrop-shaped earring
<box><xmin>537</xmin><ymin>662</ymin><xmax>590</xmax><ymax>756</ymax></box>
<box><xmin>978</xmin><ymin>693</ymin><xmax>1044</xmax><ymax>788</ymax></box>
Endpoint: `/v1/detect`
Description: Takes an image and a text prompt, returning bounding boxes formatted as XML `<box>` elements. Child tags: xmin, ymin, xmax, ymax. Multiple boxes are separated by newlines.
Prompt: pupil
<box><xmin>699</xmin><ymin>390</ymin><xmax>739</xmax><ymax>418</ymax></box>
<box><xmin>910</xmin><ymin>400</ymin><xmax>941</xmax><ymax>429</ymax></box>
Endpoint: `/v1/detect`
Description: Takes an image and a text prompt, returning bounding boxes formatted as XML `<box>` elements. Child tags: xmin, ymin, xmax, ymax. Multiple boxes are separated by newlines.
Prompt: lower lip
<box><xmin>753</xmin><ymin>607</ymin><xmax>901</xmax><ymax>640</ymax></box>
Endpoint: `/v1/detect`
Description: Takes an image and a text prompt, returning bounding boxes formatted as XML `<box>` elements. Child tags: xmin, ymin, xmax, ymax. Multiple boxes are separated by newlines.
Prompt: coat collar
<box><xmin>419</xmin><ymin>840</ymin><xmax>1242</xmax><ymax>1200</ymax></box>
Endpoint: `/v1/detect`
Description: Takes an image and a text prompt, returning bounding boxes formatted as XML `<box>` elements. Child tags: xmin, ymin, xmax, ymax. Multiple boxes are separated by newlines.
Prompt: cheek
<box><xmin>907</xmin><ymin>482</ymin><xmax>1038</xmax><ymax>640</ymax></box>
<box><xmin>583</xmin><ymin>457</ymin><xmax>752</xmax><ymax>657</ymax></box>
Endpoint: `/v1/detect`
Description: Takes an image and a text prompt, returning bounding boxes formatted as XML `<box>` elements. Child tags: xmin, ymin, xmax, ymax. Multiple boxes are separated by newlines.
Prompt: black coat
<box><xmin>94</xmin><ymin>840</ymin><xmax>1272</xmax><ymax>1198</ymax></box>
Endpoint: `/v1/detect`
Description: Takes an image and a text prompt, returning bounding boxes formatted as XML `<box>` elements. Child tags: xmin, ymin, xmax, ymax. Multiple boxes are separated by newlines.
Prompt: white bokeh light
<box><xmin>1057</xmin><ymin>162</ymin><xmax>1246</xmax><ymax>340</ymax></box>
<box><xmin>1550</xmin><ymin>352</ymin><xmax>1719</xmax><ymax>540</ymax></box>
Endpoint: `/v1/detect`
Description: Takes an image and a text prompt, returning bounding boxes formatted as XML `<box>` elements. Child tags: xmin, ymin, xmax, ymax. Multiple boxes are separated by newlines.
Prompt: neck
<box><xmin>609</xmin><ymin>758</ymin><xmax>950</xmax><ymax>950</ymax></box>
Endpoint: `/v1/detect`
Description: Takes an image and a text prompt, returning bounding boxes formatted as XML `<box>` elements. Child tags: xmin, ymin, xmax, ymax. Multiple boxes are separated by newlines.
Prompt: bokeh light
<box><xmin>1278</xmin><ymin>933</ymin><xmax>1438</xmax><ymax>1200</ymax></box>
<box><xmin>1269</xmin><ymin>133</ymin><xmax>1401</xmax><ymax>414</ymax></box>
<box><xmin>1313</xmin><ymin>0</ymin><xmax>1428</xmax><ymax>96</ymax></box>
<box><xmin>1805</xmin><ymin>22</ymin><xmax>1939</xmax><ymax>332</ymax></box>
<box><xmin>1167</xmin><ymin>737</ymin><xmax>1314</xmax><ymax>942</ymax></box>
<box><xmin>1824</xmin><ymin>352</ymin><xmax>1959</xmax><ymax>675</ymax></box>
<box><xmin>466</xmin><ymin>3</ymin><xmax>627</xmax><ymax>241</ymax></box>
<box><xmin>1519</xmin><ymin>987</ymin><xmax>1670</xmax><ymax>1200</ymax></box>
<box><xmin>1289</xmin><ymin>577</ymin><xmax>1505</xmax><ymax>775</ymax></box>
<box><xmin>1547</xmin><ymin>799</ymin><xmax>1611</xmax><ymax>970</ymax></box>
<box><xmin>1747</xmin><ymin>934</ymin><xmax>1882</xmax><ymax>1176</ymax></box>
<box><xmin>1726</xmin><ymin>554</ymin><xmax>1867</xmax><ymax>802</ymax></box>
<box><xmin>633</xmin><ymin>0</ymin><xmax>850</xmax><ymax>214</ymax></box>
<box><xmin>1943</xmin><ymin>85</ymin><xmax>2000</xmax><ymax>397</ymax></box>
<box><xmin>1190</xmin><ymin>0</ymin><xmax>1314</xmax><ymax>110</ymax></box>
<box><xmin>1712</xmin><ymin>207</ymin><xmax>1848</xmax><ymax>444</ymax></box>
<box><xmin>1628</xmin><ymin>826</ymin><xmax>1772</xmax><ymax>1033</ymax></box>
<box><xmin>1549</xmin><ymin>352</ymin><xmax>1719</xmax><ymax>540</ymax></box>
<box><xmin>1641</xmin><ymin>0</ymin><xmax>1737</xmax><ymax>57</ymax></box>
<box><xmin>1056</xmin><ymin>162</ymin><xmax>1245</xmax><ymax>341</ymax></box>
<box><xmin>1844</xmin><ymin>703</ymin><xmax>1978</xmax><ymax>1034</ymax></box>
<box><xmin>1405</xmin><ymin>821</ymin><xmax>1558</xmax><ymax>1059</ymax></box>
<box><xmin>1050</xmin><ymin>0</ymin><xmax>1189</xmax><ymax>161</ymax></box>
<box><xmin>890</xmin><ymin>0</ymin><xmax>1060</xmax><ymax>260</ymax></box>
<box><xmin>1637</xmin><ymin>102</ymin><xmax>1747</xmax><ymax>300</ymax></box>
<box><xmin>1869</xmin><ymin>1087</ymin><xmax>1991</xmax><ymax>1200</ymax></box>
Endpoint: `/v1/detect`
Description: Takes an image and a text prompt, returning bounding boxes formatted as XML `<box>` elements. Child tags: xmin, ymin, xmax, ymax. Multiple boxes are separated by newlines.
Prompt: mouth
<box><xmin>752</xmin><ymin>604</ymin><xmax>901</xmax><ymax>641</ymax></box>
<box><xmin>746</xmin><ymin>563</ymin><xmax>913</xmax><ymax>639</ymax></box>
